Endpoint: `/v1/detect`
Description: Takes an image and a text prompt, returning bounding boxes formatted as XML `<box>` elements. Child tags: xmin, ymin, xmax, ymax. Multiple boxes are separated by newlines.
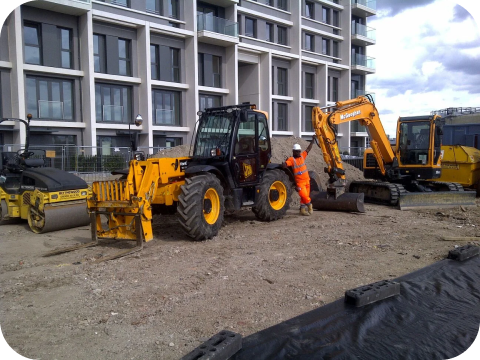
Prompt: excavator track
<box><xmin>350</xmin><ymin>181</ymin><xmax>476</xmax><ymax>210</ymax></box>
<box><xmin>349</xmin><ymin>181</ymin><xmax>406</xmax><ymax>206</ymax></box>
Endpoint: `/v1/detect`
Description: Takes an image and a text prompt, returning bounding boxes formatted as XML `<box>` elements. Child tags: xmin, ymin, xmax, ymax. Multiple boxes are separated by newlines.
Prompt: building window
<box><xmin>305</xmin><ymin>1</ymin><xmax>314</xmax><ymax>19</ymax></box>
<box><xmin>60</xmin><ymin>28</ymin><xmax>72</xmax><ymax>69</ymax></box>
<box><xmin>153</xmin><ymin>136</ymin><xmax>182</xmax><ymax>149</ymax></box>
<box><xmin>95</xmin><ymin>83</ymin><xmax>131</xmax><ymax>123</ymax></box>
<box><xmin>26</xmin><ymin>76</ymin><xmax>73</xmax><ymax>120</ymax></box>
<box><xmin>118</xmin><ymin>38</ymin><xmax>131</xmax><ymax>76</ymax></box>
<box><xmin>198</xmin><ymin>53</ymin><xmax>222</xmax><ymax>88</ymax></box>
<box><xmin>151</xmin><ymin>45</ymin><xmax>180</xmax><ymax>82</ymax></box>
<box><xmin>322</xmin><ymin>7</ymin><xmax>330</xmax><ymax>24</ymax></box>
<box><xmin>146</xmin><ymin>0</ymin><xmax>161</xmax><ymax>15</ymax></box>
<box><xmin>304</xmin><ymin>72</ymin><xmax>314</xmax><ymax>99</ymax></box>
<box><xmin>152</xmin><ymin>89</ymin><xmax>181</xmax><ymax>126</ymax></box>
<box><xmin>304</xmin><ymin>105</ymin><xmax>313</xmax><ymax>132</ymax></box>
<box><xmin>112</xmin><ymin>0</ymin><xmax>129</xmax><ymax>7</ymax></box>
<box><xmin>305</xmin><ymin>33</ymin><xmax>314</xmax><ymax>52</ymax></box>
<box><xmin>333</xmin><ymin>41</ymin><xmax>339</xmax><ymax>58</ymax></box>
<box><xmin>169</xmin><ymin>0</ymin><xmax>179</xmax><ymax>19</ymax></box>
<box><xmin>24</xmin><ymin>23</ymin><xmax>41</xmax><ymax>65</ymax></box>
<box><xmin>277</xmin><ymin>0</ymin><xmax>287</xmax><ymax>11</ymax></box>
<box><xmin>266</xmin><ymin>23</ymin><xmax>274</xmax><ymax>42</ymax></box>
<box><xmin>328</xmin><ymin>76</ymin><xmax>338</xmax><ymax>102</ymax></box>
<box><xmin>93</xmin><ymin>34</ymin><xmax>106</xmax><ymax>73</ymax></box>
<box><xmin>245</xmin><ymin>17</ymin><xmax>257</xmax><ymax>38</ymax></box>
<box><xmin>277</xmin><ymin>26</ymin><xmax>287</xmax><ymax>45</ymax></box>
<box><xmin>273</xmin><ymin>102</ymin><xmax>288</xmax><ymax>131</ymax></box>
<box><xmin>31</xmin><ymin>134</ymin><xmax>76</xmax><ymax>146</ymax></box>
<box><xmin>333</xmin><ymin>10</ymin><xmax>339</xmax><ymax>27</ymax></box>
<box><xmin>322</xmin><ymin>38</ymin><xmax>330</xmax><ymax>55</ymax></box>
<box><xmin>277</xmin><ymin>67</ymin><xmax>287</xmax><ymax>96</ymax></box>
<box><xmin>199</xmin><ymin>94</ymin><xmax>222</xmax><ymax>111</ymax></box>
<box><xmin>150</xmin><ymin>44</ymin><xmax>159</xmax><ymax>80</ymax></box>
<box><xmin>263</xmin><ymin>0</ymin><xmax>274</xmax><ymax>6</ymax></box>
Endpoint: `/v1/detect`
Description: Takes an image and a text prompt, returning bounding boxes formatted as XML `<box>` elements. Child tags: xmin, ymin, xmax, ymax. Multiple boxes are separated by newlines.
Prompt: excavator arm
<box><xmin>312</xmin><ymin>96</ymin><xmax>394</xmax><ymax>197</ymax></box>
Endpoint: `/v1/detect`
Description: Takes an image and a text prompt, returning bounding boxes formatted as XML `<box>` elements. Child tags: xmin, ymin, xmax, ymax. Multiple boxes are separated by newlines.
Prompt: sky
<box><xmin>368</xmin><ymin>0</ymin><xmax>480</xmax><ymax>137</ymax></box>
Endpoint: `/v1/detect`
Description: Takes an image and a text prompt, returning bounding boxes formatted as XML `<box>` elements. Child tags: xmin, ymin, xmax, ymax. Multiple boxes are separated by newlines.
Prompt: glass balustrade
<box><xmin>197</xmin><ymin>13</ymin><xmax>239</xmax><ymax>37</ymax></box>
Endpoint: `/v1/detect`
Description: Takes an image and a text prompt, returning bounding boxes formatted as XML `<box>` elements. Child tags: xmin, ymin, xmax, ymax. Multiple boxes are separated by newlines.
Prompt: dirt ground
<box><xmin>1</xmin><ymin>137</ymin><xmax>479</xmax><ymax>359</ymax></box>
<box><xmin>1</xmin><ymin>198</ymin><xmax>479</xmax><ymax>359</ymax></box>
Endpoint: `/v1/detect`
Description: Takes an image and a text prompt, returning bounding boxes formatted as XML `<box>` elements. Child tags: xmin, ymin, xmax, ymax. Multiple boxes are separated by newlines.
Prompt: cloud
<box><xmin>452</xmin><ymin>4</ymin><xmax>471</xmax><ymax>22</ymax></box>
<box><xmin>376</xmin><ymin>0</ymin><xmax>437</xmax><ymax>17</ymax></box>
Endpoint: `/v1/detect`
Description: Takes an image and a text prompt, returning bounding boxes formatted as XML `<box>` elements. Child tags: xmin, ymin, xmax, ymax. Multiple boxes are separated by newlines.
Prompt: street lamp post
<box><xmin>129</xmin><ymin>114</ymin><xmax>143</xmax><ymax>159</ymax></box>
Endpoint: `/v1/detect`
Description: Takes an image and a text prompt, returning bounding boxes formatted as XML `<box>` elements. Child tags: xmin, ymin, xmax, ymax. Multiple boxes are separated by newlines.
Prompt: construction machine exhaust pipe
<box><xmin>311</xmin><ymin>191</ymin><xmax>365</xmax><ymax>213</ymax></box>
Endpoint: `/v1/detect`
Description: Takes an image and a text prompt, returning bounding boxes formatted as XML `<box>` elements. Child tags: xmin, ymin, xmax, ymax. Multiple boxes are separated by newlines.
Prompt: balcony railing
<box><xmin>352</xmin><ymin>54</ymin><xmax>376</xmax><ymax>69</ymax></box>
<box><xmin>38</xmin><ymin>100</ymin><xmax>64</xmax><ymax>120</ymax></box>
<box><xmin>155</xmin><ymin>109</ymin><xmax>177</xmax><ymax>125</ymax></box>
<box><xmin>351</xmin><ymin>0</ymin><xmax>376</xmax><ymax>11</ymax></box>
<box><xmin>103</xmin><ymin>105</ymin><xmax>124</xmax><ymax>123</ymax></box>
<box><xmin>197</xmin><ymin>13</ymin><xmax>238</xmax><ymax>37</ymax></box>
<box><xmin>351</xmin><ymin>23</ymin><xmax>376</xmax><ymax>41</ymax></box>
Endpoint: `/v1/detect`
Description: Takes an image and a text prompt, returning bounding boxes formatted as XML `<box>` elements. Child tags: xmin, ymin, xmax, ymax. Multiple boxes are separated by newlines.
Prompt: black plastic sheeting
<box><xmin>232</xmin><ymin>256</ymin><xmax>480</xmax><ymax>360</ymax></box>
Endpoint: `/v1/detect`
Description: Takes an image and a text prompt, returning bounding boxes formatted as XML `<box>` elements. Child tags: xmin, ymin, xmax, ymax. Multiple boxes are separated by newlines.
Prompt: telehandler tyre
<box><xmin>177</xmin><ymin>173</ymin><xmax>225</xmax><ymax>241</ymax></box>
<box><xmin>253</xmin><ymin>169</ymin><xmax>292</xmax><ymax>221</ymax></box>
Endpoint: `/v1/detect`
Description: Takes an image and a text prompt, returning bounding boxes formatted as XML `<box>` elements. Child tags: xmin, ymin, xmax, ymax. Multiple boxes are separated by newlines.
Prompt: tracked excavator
<box><xmin>44</xmin><ymin>104</ymin><xmax>307</xmax><ymax>262</ymax></box>
<box><xmin>0</xmin><ymin>115</ymin><xmax>90</xmax><ymax>233</ymax></box>
<box><xmin>311</xmin><ymin>95</ymin><xmax>477</xmax><ymax>210</ymax></box>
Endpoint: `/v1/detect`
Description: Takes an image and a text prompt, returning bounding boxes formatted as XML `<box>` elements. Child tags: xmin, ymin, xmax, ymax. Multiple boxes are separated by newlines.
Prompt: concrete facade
<box><xmin>0</xmin><ymin>0</ymin><xmax>376</xmax><ymax>153</ymax></box>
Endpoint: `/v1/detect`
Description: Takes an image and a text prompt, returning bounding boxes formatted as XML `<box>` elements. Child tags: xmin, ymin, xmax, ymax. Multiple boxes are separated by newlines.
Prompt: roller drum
<box><xmin>28</xmin><ymin>201</ymin><xmax>90</xmax><ymax>233</ymax></box>
<box><xmin>311</xmin><ymin>191</ymin><xmax>365</xmax><ymax>213</ymax></box>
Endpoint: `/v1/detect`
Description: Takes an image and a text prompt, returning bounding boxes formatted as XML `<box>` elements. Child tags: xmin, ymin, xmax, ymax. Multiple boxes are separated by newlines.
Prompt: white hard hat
<box><xmin>293</xmin><ymin>144</ymin><xmax>301</xmax><ymax>151</ymax></box>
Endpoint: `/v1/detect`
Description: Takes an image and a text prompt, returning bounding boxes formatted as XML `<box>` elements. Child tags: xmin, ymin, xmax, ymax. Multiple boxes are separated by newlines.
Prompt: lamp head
<box><xmin>134</xmin><ymin>114</ymin><xmax>143</xmax><ymax>127</ymax></box>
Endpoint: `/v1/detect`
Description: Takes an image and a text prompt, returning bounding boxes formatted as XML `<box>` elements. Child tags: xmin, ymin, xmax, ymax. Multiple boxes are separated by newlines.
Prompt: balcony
<box><xmin>26</xmin><ymin>0</ymin><xmax>92</xmax><ymax>15</ymax></box>
<box><xmin>351</xmin><ymin>23</ymin><xmax>376</xmax><ymax>46</ymax></box>
<box><xmin>351</xmin><ymin>0</ymin><xmax>376</xmax><ymax>17</ymax></box>
<box><xmin>351</xmin><ymin>54</ymin><xmax>376</xmax><ymax>74</ymax></box>
<box><xmin>197</xmin><ymin>13</ymin><xmax>239</xmax><ymax>46</ymax></box>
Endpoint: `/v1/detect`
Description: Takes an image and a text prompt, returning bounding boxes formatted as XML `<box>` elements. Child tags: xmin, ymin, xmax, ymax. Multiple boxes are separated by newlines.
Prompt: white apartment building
<box><xmin>0</xmin><ymin>0</ymin><xmax>376</xmax><ymax>155</ymax></box>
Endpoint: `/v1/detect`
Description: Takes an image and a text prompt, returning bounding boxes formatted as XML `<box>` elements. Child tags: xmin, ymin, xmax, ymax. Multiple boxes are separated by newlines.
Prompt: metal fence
<box><xmin>2</xmin><ymin>144</ymin><xmax>166</xmax><ymax>183</ymax></box>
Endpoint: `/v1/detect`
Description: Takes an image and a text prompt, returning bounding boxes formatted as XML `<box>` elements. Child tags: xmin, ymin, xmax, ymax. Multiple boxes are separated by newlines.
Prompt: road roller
<box><xmin>0</xmin><ymin>115</ymin><xmax>90</xmax><ymax>233</ymax></box>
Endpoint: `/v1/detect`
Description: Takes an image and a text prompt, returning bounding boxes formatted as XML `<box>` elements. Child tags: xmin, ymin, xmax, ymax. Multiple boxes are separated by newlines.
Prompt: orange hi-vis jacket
<box><xmin>285</xmin><ymin>151</ymin><xmax>310</xmax><ymax>182</ymax></box>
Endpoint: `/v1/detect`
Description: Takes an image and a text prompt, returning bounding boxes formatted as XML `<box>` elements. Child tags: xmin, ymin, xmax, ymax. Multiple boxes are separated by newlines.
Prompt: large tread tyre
<box><xmin>253</xmin><ymin>169</ymin><xmax>292</xmax><ymax>221</ymax></box>
<box><xmin>177</xmin><ymin>174</ymin><xmax>225</xmax><ymax>241</ymax></box>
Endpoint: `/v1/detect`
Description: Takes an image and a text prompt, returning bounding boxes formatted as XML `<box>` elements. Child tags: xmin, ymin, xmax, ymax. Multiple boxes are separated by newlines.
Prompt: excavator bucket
<box><xmin>397</xmin><ymin>191</ymin><xmax>477</xmax><ymax>210</ymax></box>
<box><xmin>311</xmin><ymin>191</ymin><xmax>365</xmax><ymax>213</ymax></box>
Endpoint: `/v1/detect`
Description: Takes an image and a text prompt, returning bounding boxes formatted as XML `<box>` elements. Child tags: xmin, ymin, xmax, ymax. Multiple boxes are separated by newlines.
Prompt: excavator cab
<box><xmin>396</xmin><ymin>116</ymin><xmax>443</xmax><ymax>178</ymax></box>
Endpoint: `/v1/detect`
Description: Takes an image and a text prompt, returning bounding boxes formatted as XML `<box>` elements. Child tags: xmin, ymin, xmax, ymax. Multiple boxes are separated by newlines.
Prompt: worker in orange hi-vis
<box><xmin>283</xmin><ymin>135</ymin><xmax>316</xmax><ymax>216</ymax></box>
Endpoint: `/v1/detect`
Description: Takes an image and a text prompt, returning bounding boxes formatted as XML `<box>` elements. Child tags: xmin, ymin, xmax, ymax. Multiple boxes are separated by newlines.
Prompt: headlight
<box><xmin>81</xmin><ymin>191</ymin><xmax>87</xmax><ymax>196</ymax></box>
<box><xmin>51</xmin><ymin>194</ymin><xmax>58</xmax><ymax>199</ymax></box>
<box><xmin>210</xmin><ymin>149</ymin><xmax>217</xmax><ymax>157</ymax></box>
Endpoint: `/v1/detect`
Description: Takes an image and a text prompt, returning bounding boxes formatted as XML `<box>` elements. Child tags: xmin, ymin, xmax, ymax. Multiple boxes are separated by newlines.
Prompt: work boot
<box><xmin>307</xmin><ymin>203</ymin><xmax>313</xmax><ymax>215</ymax></box>
<box><xmin>300</xmin><ymin>206</ymin><xmax>310</xmax><ymax>216</ymax></box>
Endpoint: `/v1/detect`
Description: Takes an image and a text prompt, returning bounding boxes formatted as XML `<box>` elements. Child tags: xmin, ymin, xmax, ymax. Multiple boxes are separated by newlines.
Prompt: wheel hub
<box><xmin>204</xmin><ymin>199</ymin><xmax>212</xmax><ymax>214</ymax></box>
<box><xmin>269</xmin><ymin>189</ymin><xmax>280</xmax><ymax>202</ymax></box>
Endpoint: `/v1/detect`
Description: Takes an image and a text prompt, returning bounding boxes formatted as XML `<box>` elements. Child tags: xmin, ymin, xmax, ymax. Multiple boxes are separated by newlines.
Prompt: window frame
<box><xmin>277</xmin><ymin>26</ymin><xmax>287</xmax><ymax>45</ymax></box>
<box><xmin>322</xmin><ymin>7</ymin><xmax>331</xmax><ymax>24</ymax></box>
<box><xmin>93</xmin><ymin>33</ymin><xmax>106</xmax><ymax>73</ymax></box>
<box><xmin>152</xmin><ymin>88</ymin><xmax>181</xmax><ymax>126</ymax></box>
<box><xmin>277</xmin><ymin>0</ymin><xmax>288</xmax><ymax>11</ymax></box>
<box><xmin>277</xmin><ymin>67</ymin><xmax>288</xmax><ymax>96</ymax></box>
<box><xmin>274</xmin><ymin>102</ymin><xmax>288</xmax><ymax>131</ymax></box>
<box><xmin>24</xmin><ymin>22</ymin><xmax>42</xmax><ymax>65</ymax></box>
<box><xmin>118</xmin><ymin>38</ymin><xmax>131</xmax><ymax>76</ymax></box>
<box><xmin>265</xmin><ymin>22</ymin><xmax>274</xmax><ymax>42</ymax></box>
<box><xmin>305</xmin><ymin>1</ymin><xmax>315</xmax><ymax>19</ymax></box>
<box><xmin>150</xmin><ymin>44</ymin><xmax>159</xmax><ymax>80</ymax></box>
<box><xmin>304</xmin><ymin>33</ymin><xmax>314</xmax><ymax>52</ymax></box>
<box><xmin>245</xmin><ymin>17</ymin><xmax>257</xmax><ymax>38</ymax></box>
<box><xmin>59</xmin><ymin>27</ymin><xmax>73</xmax><ymax>69</ymax></box>
<box><xmin>304</xmin><ymin>72</ymin><xmax>314</xmax><ymax>99</ymax></box>
<box><xmin>322</xmin><ymin>38</ymin><xmax>330</xmax><ymax>55</ymax></box>
<box><xmin>95</xmin><ymin>82</ymin><xmax>132</xmax><ymax>123</ymax></box>
<box><xmin>169</xmin><ymin>0</ymin><xmax>180</xmax><ymax>19</ymax></box>
<box><xmin>304</xmin><ymin>105</ymin><xmax>314</xmax><ymax>132</ymax></box>
<box><xmin>146</xmin><ymin>0</ymin><xmax>162</xmax><ymax>15</ymax></box>
<box><xmin>199</xmin><ymin>93</ymin><xmax>222</xmax><ymax>111</ymax></box>
<box><xmin>26</xmin><ymin>75</ymin><xmax>74</xmax><ymax>121</ymax></box>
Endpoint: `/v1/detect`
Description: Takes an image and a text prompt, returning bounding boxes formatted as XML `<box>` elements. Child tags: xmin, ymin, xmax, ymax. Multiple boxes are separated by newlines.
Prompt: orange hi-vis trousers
<box><xmin>296</xmin><ymin>180</ymin><xmax>311</xmax><ymax>205</ymax></box>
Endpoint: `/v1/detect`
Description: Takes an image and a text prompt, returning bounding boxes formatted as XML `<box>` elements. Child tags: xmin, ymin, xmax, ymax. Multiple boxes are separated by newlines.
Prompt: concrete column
<box><xmin>225</xmin><ymin>44</ymin><xmax>238</xmax><ymax>105</ymax></box>
<box><xmin>137</xmin><ymin>22</ymin><xmax>152</xmax><ymax>150</ymax></box>
<box><xmin>259</xmin><ymin>52</ymin><xmax>272</xmax><ymax>133</ymax></box>
<box><xmin>291</xmin><ymin>57</ymin><xmax>302</xmax><ymax>137</ymax></box>
<box><xmin>318</xmin><ymin>64</ymin><xmax>327</xmax><ymax>106</ymax></box>
<box><xmin>79</xmin><ymin>11</ymin><xmax>96</xmax><ymax>153</ymax></box>
<box><xmin>10</xmin><ymin>8</ymin><xmax>25</xmax><ymax>145</ymax></box>
<box><xmin>184</xmin><ymin>1</ymin><xmax>198</xmax><ymax>144</ymax></box>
